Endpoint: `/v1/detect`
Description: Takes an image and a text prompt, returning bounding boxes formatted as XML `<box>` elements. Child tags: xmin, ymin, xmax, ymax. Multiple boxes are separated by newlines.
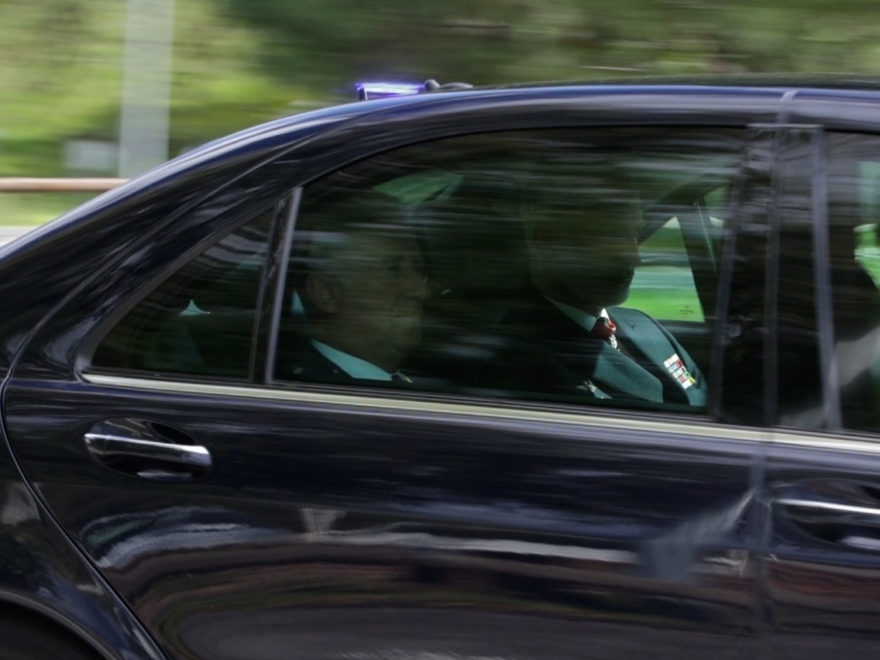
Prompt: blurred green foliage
<box><xmin>4</xmin><ymin>0</ymin><xmax>880</xmax><ymax>223</ymax></box>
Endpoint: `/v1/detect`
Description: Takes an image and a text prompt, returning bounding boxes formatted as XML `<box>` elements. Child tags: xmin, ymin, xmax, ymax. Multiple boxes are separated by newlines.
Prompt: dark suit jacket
<box><xmin>498</xmin><ymin>290</ymin><xmax>707</xmax><ymax>406</ymax></box>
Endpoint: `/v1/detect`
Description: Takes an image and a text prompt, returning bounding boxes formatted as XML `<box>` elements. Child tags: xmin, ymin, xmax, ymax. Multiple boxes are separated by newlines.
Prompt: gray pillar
<box><xmin>118</xmin><ymin>0</ymin><xmax>175</xmax><ymax>178</ymax></box>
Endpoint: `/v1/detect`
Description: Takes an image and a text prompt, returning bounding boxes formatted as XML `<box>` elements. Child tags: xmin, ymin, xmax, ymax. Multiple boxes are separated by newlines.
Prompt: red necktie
<box><xmin>591</xmin><ymin>317</ymin><xmax>619</xmax><ymax>349</ymax></box>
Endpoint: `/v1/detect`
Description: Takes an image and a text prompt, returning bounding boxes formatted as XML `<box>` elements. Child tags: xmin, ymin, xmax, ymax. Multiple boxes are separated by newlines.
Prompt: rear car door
<box><xmin>4</xmin><ymin>97</ymin><xmax>773</xmax><ymax>660</ymax></box>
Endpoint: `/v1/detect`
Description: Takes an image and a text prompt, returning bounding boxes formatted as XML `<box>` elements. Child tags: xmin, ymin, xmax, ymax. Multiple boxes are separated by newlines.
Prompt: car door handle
<box><xmin>84</xmin><ymin>419</ymin><xmax>212</xmax><ymax>481</ymax></box>
<box><xmin>778</xmin><ymin>498</ymin><xmax>880</xmax><ymax>516</ymax></box>
<box><xmin>777</xmin><ymin>496</ymin><xmax>880</xmax><ymax>550</ymax></box>
<box><xmin>84</xmin><ymin>432</ymin><xmax>211</xmax><ymax>467</ymax></box>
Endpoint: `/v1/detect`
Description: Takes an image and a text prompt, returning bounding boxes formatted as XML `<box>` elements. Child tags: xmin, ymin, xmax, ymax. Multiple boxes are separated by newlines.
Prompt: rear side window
<box><xmin>273</xmin><ymin>128</ymin><xmax>743</xmax><ymax>413</ymax></box>
<box><xmin>91</xmin><ymin>211</ymin><xmax>273</xmax><ymax>378</ymax></box>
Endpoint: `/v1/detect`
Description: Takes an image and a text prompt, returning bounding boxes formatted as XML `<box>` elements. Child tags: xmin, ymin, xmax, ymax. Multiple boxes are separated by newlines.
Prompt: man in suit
<box><xmin>282</xmin><ymin>194</ymin><xmax>431</xmax><ymax>385</ymax></box>
<box><xmin>500</xmin><ymin>183</ymin><xmax>707</xmax><ymax>406</ymax></box>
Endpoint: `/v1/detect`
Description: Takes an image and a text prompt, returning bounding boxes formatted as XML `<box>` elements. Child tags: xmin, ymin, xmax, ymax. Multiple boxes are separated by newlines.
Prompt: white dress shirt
<box><xmin>545</xmin><ymin>298</ymin><xmax>610</xmax><ymax>333</ymax></box>
<box><xmin>311</xmin><ymin>340</ymin><xmax>394</xmax><ymax>381</ymax></box>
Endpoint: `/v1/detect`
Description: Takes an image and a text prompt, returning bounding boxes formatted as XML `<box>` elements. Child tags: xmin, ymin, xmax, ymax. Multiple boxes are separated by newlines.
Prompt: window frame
<box><xmin>807</xmin><ymin>129</ymin><xmax>880</xmax><ymax>436</ymax></box>
<box><xmin>57</xmin><ymin>117</ymin><xmax>774</xmax><ymax>429</ymax></box>
<box><xmin>266</xmin><ymin>125</ymin><xmax>750</xmax><ymax>417</ymax></box>
<box><xmin>81</xmin><ymin>194</ymin><xmax>288</xmax><ymax>383</ymax></box>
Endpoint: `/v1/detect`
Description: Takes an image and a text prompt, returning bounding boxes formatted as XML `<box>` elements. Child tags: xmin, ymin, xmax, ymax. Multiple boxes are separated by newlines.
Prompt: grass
<box><xmin>0</xmin><ymin>193</ymin><xmax>99</xmax><ymax>226</ymax></box>
<box><xmin>623</xmin><ymin>291</ymin><xmax>704</xmax><ymax>323</ymax></box>
<box><xmin>622</xmin><ymin>268</ymin><xmax>705</xmax><ymax>323</ymax></box>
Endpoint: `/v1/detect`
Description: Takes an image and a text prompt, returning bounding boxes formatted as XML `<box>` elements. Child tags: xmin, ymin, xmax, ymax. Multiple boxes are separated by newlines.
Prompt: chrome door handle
<box><xmin>777</xmin><ymin>498</ymin><xmax>880</xmax><ymax>518</ymax></box>
<box><xmin>83</xmin><ymin>418</ymin><xmax>212</xmax><ymax>481</ymax></box>
<box><xmin>776</xmin><ymin>495</ymin><xmax>880</xmax><ymax>550</ymax></box>
<box><xmin>84</xmin><ymin>432</ymin><xmax>211</xmax><ymax>470</ymax></box>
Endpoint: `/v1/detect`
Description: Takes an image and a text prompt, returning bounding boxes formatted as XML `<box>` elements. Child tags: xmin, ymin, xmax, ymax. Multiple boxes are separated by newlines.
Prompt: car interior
<box><xmin>91</xmin><ymin>129</ymin><xmax>742</xmax><ymax>413</ymax></box>
<box><xmin>278</xmin><ymin>151</ymin><xmax>732</xmax><ymax>405</ymax></box>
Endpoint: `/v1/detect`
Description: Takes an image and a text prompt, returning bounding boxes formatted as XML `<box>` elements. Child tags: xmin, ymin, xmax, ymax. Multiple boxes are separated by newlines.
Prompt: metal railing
<box><xmin>0</xmin><ymin>179</ymin><xmax>130</xmax><ymax>244</ymax></box>
<box><xmin>0</xmin><ymin>178</ymin><xmax>128</xmax><ymax>193</ymax></box>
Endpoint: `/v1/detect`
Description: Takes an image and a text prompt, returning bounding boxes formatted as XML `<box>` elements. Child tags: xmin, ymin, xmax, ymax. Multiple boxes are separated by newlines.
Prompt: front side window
<box><xmin>273</xmin><ymin>128</ymin><xmax>743</xmax><ymax>413</ymax></box>
<box><xmin>825</xmin><ymin>134</ymin><xmax>880</xmax><ymax>431</ymax></box>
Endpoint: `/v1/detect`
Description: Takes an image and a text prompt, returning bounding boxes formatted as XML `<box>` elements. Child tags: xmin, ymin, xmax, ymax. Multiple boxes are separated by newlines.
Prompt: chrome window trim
<box><xmin>83</xmin><ymin>373</ymin><xmax>761</xmax><ymax>441</ymax></box>
<box><xmin>81</xmin><ymin>373</ymin><xmax>880</xmax><ymax>454</ymax></box>
<box><xmin>768</xmin><ymin>428</ymin><xmax>880</xmax><ymax>454</ymax></box>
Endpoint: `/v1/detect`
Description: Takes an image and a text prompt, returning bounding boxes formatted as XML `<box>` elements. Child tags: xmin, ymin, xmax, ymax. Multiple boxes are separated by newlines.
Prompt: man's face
<box><xmin>532</xmin><ymin>199</ymin><xmax>642</xmax><ymax>311</ymax></box>
<box><xmin>311</xmin><ymin>231</ymin><xmax>430</xmax><ymax>372</ymax></box>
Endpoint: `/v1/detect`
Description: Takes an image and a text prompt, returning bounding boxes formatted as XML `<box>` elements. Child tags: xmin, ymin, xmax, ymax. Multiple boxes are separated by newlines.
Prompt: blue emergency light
<box><xmin>356</xmin><ymin>80</ymin><xmax>473</xmax><ymax>101</ymax></box>
<box><xmin>356</xmin><ymin>82</ymin><xmax>424</xmax><ymax>101</ymax></box>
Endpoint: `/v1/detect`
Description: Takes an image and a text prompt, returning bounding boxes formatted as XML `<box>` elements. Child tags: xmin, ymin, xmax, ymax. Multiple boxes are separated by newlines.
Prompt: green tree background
<box><xmin>3</xmin><ymin>0</ymin><xmax>880</xmax><ymax>223</ymax></box>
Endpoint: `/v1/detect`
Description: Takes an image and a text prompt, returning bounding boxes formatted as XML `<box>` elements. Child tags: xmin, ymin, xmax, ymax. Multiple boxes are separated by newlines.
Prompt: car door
<box><xmin>4</xmin><ymin>114</ymin><xmax>770</xmax><ymax>660</ymax></box>
<box><xmin>763</xmin><ymin>124</ymin><xmax>880</xmax><ymax>658</ymax></box>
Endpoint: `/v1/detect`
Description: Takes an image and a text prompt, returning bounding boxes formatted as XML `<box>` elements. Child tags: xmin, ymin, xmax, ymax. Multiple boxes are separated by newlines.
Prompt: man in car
<box><xmin>285</xmin><ymin>194</ymin><xmax>431</xmax><ymax>384</ymax></box>
<box><xmin>499</xmin><ymin>180</ymin><xmax>708</xmax><ymax>406</ymax></box>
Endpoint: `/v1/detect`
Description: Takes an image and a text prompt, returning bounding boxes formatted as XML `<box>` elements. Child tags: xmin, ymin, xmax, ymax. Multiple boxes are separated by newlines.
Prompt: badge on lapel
<box><xmin>664</xmin><ymin>354</ymin><xmax>697</xmax><ymax>390</ymax></box>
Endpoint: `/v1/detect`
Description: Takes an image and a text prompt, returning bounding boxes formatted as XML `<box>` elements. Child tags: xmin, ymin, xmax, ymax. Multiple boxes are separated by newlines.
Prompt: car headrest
<box><xmin>412</xmin><ymin>180</ymin><xmax>530</xmax><ymax>296</ymax></box>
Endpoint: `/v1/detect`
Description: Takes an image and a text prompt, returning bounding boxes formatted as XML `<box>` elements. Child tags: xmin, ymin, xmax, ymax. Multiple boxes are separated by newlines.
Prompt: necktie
<box><xmin>591</xmin><ymin>317</ymin><xmax>619</xmax><ymax>350</ymax></box>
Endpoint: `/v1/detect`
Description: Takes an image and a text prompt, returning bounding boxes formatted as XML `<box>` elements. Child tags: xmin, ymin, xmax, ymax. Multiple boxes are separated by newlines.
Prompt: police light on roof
<box><xmin>356</xmin><ymin>82</ymin><xmax>424</xmax><ymax>101</ymax></box>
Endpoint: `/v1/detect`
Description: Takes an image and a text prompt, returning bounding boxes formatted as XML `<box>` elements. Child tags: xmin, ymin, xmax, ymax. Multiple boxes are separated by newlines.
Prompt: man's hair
<box><xmin>409</xmin><ymin>178</ymin><xmax>529</xmax><ymax>294</ymax></box>
<box><xmin>521</xmin><ymin>170</ymin><xmax>642</xmax><ymax>241</ymax></box>
<box><xmin>290</xmin><ymin>191</ymin><xmax>414</xmax><ymax>317</ymax></box>
<box><xmin>512</xmin><ymin>165</ymin><xmax>642</xmax><ymax>286</ymax></box>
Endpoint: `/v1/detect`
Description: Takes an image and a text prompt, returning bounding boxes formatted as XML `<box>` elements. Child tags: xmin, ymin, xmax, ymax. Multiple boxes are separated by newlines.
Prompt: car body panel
<box><xmin>3</xmin><ymin>82</ymin><xmax>880</xmax><ymax>658</ymax></box>
<box><xmin>5</xmin><ymin>377</ymin><xmax>764</xmax><ymax>660</ymax></box>
<box><xmin>765</xmin><ymin>431</ymin><xmax>880</xmax><ymax>659</ymax></box>
<box><xmin>0</xmin><ymin>419</ymin><xmax>164</xmax><ymax>659</ymax></box>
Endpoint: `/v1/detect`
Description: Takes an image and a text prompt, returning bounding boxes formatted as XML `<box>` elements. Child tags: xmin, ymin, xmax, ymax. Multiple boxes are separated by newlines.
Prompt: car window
<box><xmin>91</xmin><ymin>210</ymin><xmax>274</xmax><ymax>378</ymax></box>
<box><xmin>822</xmin><ymin>133</ymin><xmax>880</xmax><ymax>432</ymax></box>
<box><xmin>274</xmin><ymin>128</ymin><xmax>743</xmax><ymax>413</ymax></box>
<box><xmin>622</xmin><ymin>217</ymin><xmax>705</xmax><ymax>323</ymax></box>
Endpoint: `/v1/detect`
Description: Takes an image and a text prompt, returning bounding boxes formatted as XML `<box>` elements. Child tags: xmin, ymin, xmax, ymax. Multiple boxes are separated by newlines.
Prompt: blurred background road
<box><xmin>3</xmin><ymin>0</ymin><xmax>880</xmax><ymax>228</ymax></box>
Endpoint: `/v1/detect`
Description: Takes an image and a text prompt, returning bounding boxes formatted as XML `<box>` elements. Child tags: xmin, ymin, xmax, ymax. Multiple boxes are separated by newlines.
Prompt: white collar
<box><xmin>545</xmin><ymin>297</ymin><xmax>609</xmax><ymax>333</ymax></box>
<box><xmin>311</xmin><ymin>340</ymin><xmax>393</xmax><ymax>381</ymax></box>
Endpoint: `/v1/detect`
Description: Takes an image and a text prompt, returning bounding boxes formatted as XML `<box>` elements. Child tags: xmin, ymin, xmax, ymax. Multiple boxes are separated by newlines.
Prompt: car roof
<box><xmin>135</xmin><ymin>76</ymin><xmax>880</xmax><ymax>173</ymax></box>
<box><xmin>472</xmin><ymin>73</ymin><xmax>880</xmax><ymax>93</ymax></box>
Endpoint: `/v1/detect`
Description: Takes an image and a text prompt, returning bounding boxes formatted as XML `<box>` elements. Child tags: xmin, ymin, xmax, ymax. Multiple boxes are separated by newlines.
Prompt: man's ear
<box><xmin>305</xmin><ymin>273</ymin><xmax>341</xmax><ymax>314</ymax></box>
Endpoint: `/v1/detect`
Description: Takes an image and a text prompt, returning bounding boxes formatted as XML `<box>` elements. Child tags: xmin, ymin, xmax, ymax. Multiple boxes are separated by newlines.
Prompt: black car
<box><xmin>2</xmin><ymin>78</ymin><xmax>880</xmax><ymax>660</ymax></box>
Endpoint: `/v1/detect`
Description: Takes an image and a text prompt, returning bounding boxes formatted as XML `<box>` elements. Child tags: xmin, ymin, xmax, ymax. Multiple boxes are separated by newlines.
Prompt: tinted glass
<box><xmin>92</xmin><ymin>210</ymin><xmax>273</xmax><ymax>378</ymax></box>
<box><xmin>275</xmin><ymin>129</ymin><xmax>743</xmax><ymax>412</ymax></box>
<box><xmin>825</xmin><ymin>133</ymin><xmax>880</xmax><ymax>431</ymax></box>
<box><xmin>623</xmin><ymin>216</ymin><xmax>708</xmax><ymax>323</ymax></box>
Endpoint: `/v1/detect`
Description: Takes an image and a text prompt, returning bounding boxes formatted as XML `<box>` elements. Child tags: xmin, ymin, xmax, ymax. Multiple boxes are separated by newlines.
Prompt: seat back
<box><xmin>406</xmin><ymin>182</ymin><xmax>531</xmax><ymax>383</ymax></box>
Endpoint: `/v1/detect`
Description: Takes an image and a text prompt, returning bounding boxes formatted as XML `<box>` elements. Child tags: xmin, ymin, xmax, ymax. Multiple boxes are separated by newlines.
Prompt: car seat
<box><xmin>406</xmin><ymin>180</ymin><xmax>532</xmax><ymax>388</ymax></box>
